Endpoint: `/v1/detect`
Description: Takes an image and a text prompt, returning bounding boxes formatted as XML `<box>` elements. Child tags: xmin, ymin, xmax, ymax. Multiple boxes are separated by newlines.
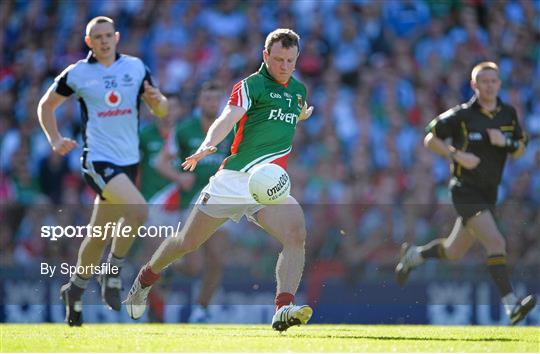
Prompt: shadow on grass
<box><xmin>281</xmin><ymin>334</ymin><xmax>525</xmax><ymax>342</ymax></box>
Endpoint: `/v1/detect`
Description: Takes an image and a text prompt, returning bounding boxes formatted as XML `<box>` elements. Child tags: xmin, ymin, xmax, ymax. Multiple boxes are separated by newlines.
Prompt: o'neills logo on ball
<box><xmin>105</xmin><ymin>90</ymin><xmax>122</xmax><ymax>107</ymax></box>
<box><xmin>267</xmin><ymin>173</ymin><xmax>289</xmax><ymax>197</ymax></box>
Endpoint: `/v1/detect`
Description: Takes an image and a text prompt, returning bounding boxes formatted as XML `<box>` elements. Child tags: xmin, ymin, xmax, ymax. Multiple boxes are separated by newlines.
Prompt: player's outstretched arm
<box><xmin>182</xmin><ymin>105</ymin><xmax>246</xmax><ymax>171</ymax></box>
<box><xmin>141</xmin><ymin>80</ymin><xmax>168</xmax><ymax>118</ymax></box>
<box><xmin>37</xmin><ymin>86</ymin><xmax>78</xmax><ymax>156</ymax></box>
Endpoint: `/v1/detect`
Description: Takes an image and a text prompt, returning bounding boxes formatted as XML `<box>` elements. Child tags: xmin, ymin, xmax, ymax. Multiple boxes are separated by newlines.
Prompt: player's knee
<box><xmin>281</xmin><ymin>223</ymin><xmax>306</xmax><ymax>248</ymax></box>
<box><xmin>444</xmin><ymin>246</ymin><xmax>464</xmax><ymax>261</ymax></box>
<box><xmin>126</xmin><ymin>203</ymin><xmax>148</xmax><ymax>226</ymax></box>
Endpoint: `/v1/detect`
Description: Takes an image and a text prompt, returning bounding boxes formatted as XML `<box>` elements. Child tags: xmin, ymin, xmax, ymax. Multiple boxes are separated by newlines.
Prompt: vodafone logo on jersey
<box><xmin>104</xmin><ymin>90</ymin><xmax>122</xmax><ymax>107</ymax></box>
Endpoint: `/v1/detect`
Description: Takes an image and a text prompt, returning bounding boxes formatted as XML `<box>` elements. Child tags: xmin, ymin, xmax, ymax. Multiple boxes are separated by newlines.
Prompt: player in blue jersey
<box><xmin>37</xmin><ymin>16</ymin><xmax>168</xmax><ymax>326</ymax></box>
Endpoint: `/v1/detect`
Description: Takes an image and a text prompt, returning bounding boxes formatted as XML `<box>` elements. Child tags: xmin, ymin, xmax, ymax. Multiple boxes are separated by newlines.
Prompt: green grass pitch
<box><xmin>1</xmin><ymin>324</ymin><xmax>539</xmax><ymax>352</ymax></box>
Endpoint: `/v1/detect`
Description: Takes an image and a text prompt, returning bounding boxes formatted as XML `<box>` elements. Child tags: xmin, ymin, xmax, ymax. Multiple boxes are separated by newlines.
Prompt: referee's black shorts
<box><xmin>81</xmin><ymin>153</ymin><xmax>138</xmax><ymax>200</ymax></box>
<box><xmin>450</xmin><ymin>179</ymin><xmax>497</xmax><ymax>224</ymax></box>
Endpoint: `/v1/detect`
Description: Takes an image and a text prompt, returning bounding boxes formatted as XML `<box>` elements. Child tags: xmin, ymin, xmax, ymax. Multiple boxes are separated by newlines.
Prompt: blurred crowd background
<box><xmin>1</xmin><ymin>0</ymin><xmax>539</xmax><ymax>287</ymax></box>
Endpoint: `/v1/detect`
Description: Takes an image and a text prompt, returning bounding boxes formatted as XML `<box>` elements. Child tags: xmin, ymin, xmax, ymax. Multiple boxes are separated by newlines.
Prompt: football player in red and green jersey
<box><xmin>126</xmin><ymin>29</ymin><xmax>314</xmax><ymax>332</ymax></box>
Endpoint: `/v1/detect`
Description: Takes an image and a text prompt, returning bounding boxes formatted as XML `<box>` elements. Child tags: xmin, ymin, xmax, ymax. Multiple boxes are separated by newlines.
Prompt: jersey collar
<box><xmin>258</xmin><ymin>63</ymin><xmax>289</xmax><ymax>88</ymax></box>
<box><xmin>469</xmin><ymin>95</ymin><xmax>502</xmax><ymax>119</ymax></box>
<box><xmin>86</xmin><ymin>51</ymin><xmax>121</xmax><ymax>64</ymax></box>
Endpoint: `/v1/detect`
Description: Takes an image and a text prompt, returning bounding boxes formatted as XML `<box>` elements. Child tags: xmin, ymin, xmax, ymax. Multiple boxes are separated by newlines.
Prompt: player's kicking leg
<box><xmin>125</xmin><ymin>207</ymin><xmax>227</xmax><ymax>320</ymax></box>
<box><xmin>395</xmin><ymin>218</ymin><xmax>474</xmax><ymax>286</ymax></box>
<box><xmin>256</xmin><ymin>196</ymin><xmax>312</xmax><ymax>332</ymax></box>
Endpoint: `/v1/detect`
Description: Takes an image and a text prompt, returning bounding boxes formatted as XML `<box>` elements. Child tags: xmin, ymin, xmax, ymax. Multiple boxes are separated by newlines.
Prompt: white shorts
<box><xmin>196</xmin><ymin>169</ymin><xmax>265</xmax><ymax>223</ymax></box>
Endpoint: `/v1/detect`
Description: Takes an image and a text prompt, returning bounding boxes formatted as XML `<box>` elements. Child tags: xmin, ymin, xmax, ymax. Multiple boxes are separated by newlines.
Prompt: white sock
<box><xmin>502</xmin><ymin>292</ymin><xmax>518</xmax><ymax>315</ymax></box>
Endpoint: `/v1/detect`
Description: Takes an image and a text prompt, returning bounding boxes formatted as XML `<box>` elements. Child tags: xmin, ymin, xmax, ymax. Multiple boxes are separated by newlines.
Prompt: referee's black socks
<box><xmin>486</xmin><ymin>254</ymin><xmax>513</xmax><ymax>297</ymax></box>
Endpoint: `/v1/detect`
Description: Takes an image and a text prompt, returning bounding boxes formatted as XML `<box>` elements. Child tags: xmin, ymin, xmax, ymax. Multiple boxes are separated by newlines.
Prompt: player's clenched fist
<box><xmin>51</xmin><ymin>137</ymin><xmax>78</xmax><ymax>156</ymax></box>
<box><xmin>141</xmin><ymin>80</ymin><xmax>161</xmax><ymax>103</ymax></box>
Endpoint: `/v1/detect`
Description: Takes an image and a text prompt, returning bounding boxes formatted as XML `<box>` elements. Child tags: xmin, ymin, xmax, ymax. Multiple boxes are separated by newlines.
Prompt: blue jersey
<box><xmin>54</xmin><ymin>52</ymin><xmax>152</xmax><ymax>165</ymax></box>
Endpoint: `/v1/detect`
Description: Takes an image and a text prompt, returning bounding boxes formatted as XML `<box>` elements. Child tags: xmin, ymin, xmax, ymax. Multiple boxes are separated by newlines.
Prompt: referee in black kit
<box><xmin>395</xmin><ymin>61</ymin><xmax>536</xmax><ymax>325</ymax></box>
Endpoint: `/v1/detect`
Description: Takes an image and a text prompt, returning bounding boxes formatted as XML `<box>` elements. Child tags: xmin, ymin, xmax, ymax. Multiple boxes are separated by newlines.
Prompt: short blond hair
<box><xmin>264</xmin><ymin>28</ymin><xmax>300</xmax><ymax>54</ymax></box>
<box><xmin>471</xmin><ymin>61</ymin><xmax>499</xmax><ymax>82</ymax></box>
<box><xmin>86</xmin><ymin>16</ymin><xmax>115</xmax><ymax>36</ymax></box>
